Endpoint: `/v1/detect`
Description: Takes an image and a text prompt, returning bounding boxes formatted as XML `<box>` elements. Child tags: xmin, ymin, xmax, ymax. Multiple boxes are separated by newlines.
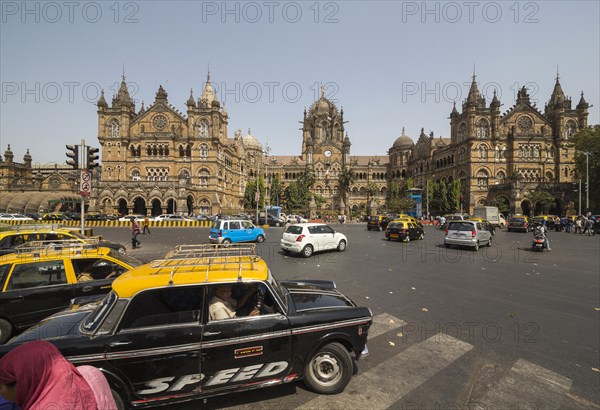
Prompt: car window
<box><xmin>241</xmin><ymin>221</ymin><xmax>253</xmax><ymax>229</ymax></box>
<box><xmin>6</xmin><ymin>261</ymin><xmax>68</xmax><ymax>290</ymax></box>
<box><xmin>120</xmin><ymin>287</ymin><xmax>204</xmax><ymax>329</ymax></box>
<box><xmin>321</xmin><ymin>225</ymin><xmax>334</xmax><ymax>234</ymax></box>
<box><xmin>211</xmin><ymin>220</ymin><xmax>221</xmax><ymax>229</ymax></box>
<box><xmin>308</xmin><ymin>226</ymin><xmax>322</xmax><ymax>234</ymax></box>
<box><xmin>71</xmin><ymin>258</ymin><xmax>120</xmax><ymax>281</ymax></box>
<box><xmin>448</xmin><ymin>222</ymin><xmax>474</xmax><ymax>231</ymax></box>
<box><xmin>285</xmin><ymin>225</ymin><xmax>303</xmax><ymax>235</ymax></box>
<box><xmin>0</xmin><ymin>264</ymin><xmax>11</xmax><ymax>289</ymax></box>
<box><xmin>229</xmin><ymin>221</ymin><xmax>241</xmax><ymax>230</ymax></box>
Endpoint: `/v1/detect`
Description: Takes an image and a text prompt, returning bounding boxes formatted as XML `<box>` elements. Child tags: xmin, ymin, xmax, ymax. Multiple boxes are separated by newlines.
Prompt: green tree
<box><xmin>430</xmin><ymin>181</ymin><xmax>450</xmax><ymax>214</ymax></box>
<box><xmin>388</xmin><ymin>197</ymin><xmax>415</xmax><ymax>214</ymax></box>
<box><xmin>244</xmin><ymin>177</ymin><xmax>265</xmax><ymax>209</ymax></box>
<box><xmin>388</xmin><ymin>181</ymin><xmax>402</xmax><ymax>200</ymax></box>
<box><xmin>269</xmin><ymin>175</ymin><xmax>283</xmax><ymax>206</ymax></box>
<box><xmin>569</xmin><ymin>125</ymin><xmax>600</xmax><ymax>212</ymax></box>
<box><xmin>406</xmin><ymin>178</ymin><xmax>414</xmax><ymax>189</ymax></box>
<box><xmin>526</xmin><ymin>190</ymin><xmax>555</xmax><ymax>215</ymax></box>
<box><xmin>446</xmin><ymin>180</ymin><xmax>462</xmax><ymax>212</ymax></box>
<box><xmin>493</xmin><ymin>196</ymin><xmax>511</xmax><ymax>215</ymax></box>
<box><xmin>366</xmin><ymin>182</ymin><xmax>378</xmax><ymax>203</ymax></box>
<box><xmin>337</xmin><ymin>168</ymin><xmax>356</xmax><ymax>210</ymax></box>
<box><xmin>284</xmin><ymin>170</ymin><xmax>315</xmax><ymax>211</ymax></box>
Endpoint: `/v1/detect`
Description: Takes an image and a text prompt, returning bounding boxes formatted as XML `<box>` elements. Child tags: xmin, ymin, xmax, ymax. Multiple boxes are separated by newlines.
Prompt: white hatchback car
<box><xmin>280</xmin><ymin>223</ymin><xmax>347</xmax><ymax>257</ymax></box>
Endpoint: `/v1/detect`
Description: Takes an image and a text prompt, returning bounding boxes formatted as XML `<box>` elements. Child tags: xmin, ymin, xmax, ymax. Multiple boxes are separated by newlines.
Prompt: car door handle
<box><xmin>203</xmin><ymin>331</ymin><xmax>221</xmax><ymax>336</ymax></box>
<box><xmin>109</xmin><ymin>341</ymin><xmax>132</xmax><ymax>347</ymax></box>
<box><xmin>82</xmin><ymin>286</ymin><xmax>94</xmax><ymax>292</ymax></box>
<box><xmin>9</xmin><ymin>296</ymin><xmax>24</xmax><ymax>303</ymax></box>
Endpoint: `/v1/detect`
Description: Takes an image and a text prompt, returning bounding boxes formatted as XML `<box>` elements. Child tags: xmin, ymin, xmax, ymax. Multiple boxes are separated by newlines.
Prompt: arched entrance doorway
<box><xmin>549</xmin><ymin>198</ymin><xmax>562</xmax><ymax>216</ymax></box>
<box><xmin>133</xmin><ymin>197</ymin><xmax>146</xmax><ymax>215</ymax></box>
<box><xmin>187</xmin><ymin>195</ymin><xmax>194</xmax><ymax>215</ymax></box>
<box><xmin>534</xmin><ymin>201</ymin><xmax>543</xmax><ymax>216</ymax></box>
<box><xmin>167</xmin><ymin>199</ymin><xmax>176</xmax><ymax>214</ymax></box>
<box><xmin>118</xmin><ymin>199</ymin><xmax>128</xmax><ymax>216</ymax></box>
<box><xmin>521</xmin><ymin>200</ymin><xmax>531</xmax><ymax>216</ymax></box>
<box><xmin>151</xmin><ymin>199</ymin><xmax>162</xmax><ymax>216</ymax></box>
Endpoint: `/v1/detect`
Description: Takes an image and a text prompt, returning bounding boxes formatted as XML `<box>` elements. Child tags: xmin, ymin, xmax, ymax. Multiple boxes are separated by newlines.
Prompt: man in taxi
<box><xmin>209</xmin><ymin>284</ymin><xmax>260</xmax><ymax>320</ymax></box>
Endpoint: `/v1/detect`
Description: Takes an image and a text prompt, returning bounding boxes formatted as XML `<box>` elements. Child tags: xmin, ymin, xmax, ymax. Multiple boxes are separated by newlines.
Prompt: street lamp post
<box><xmin>585</xmin><ymin>151</ymin><xmax>589</xmax><ymax>213</ymax></box>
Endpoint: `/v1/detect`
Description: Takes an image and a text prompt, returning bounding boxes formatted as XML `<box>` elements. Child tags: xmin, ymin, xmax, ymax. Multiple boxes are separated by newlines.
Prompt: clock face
<box><xmin>518</xmin><ymin>116</ymin><xmax>533</xmax><ymax>131</ymax></box>
<box><xmin>323</xmin><ymin>149</ymin><xmax>332</xmax><ymax>158</ymax></box>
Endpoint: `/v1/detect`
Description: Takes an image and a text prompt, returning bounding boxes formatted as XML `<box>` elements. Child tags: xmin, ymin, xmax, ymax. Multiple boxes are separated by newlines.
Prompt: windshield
<box><xmin>268</xmin><ymin>270</ymin><xmax>288</xmax><ymax>312</ymax></box>
<box><xmin>82</xmin><ymin>291</ymin><xmax>118</xmax><ymax>333</ymax></box>
<box><xmin>448</xmin><ymin>222</ymin><xmax>474</xmax><ymax>231</ymax></box>
<box><xmin>108</xmin><ymin>249</ymin><xmax>143</xmax><ymax>267</ymax></box>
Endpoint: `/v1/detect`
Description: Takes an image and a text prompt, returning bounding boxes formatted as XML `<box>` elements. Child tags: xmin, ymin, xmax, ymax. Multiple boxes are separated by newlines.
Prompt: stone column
<box><xmin>309</xmin><ymin>196</ymin><xmax>317</xmax><ymax>220</ymax></box>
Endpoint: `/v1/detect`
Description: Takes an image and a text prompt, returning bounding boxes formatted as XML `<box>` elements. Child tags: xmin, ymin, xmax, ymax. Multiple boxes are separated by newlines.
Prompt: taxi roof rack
<box><xmin>14</xmin><ymin>238</ymin><xmax>99</xmax><ymax>255</ymax></box>
<box><xmin>149</xmin><ymin>244</ymin><xmax>261</xmax><ymax>284</ymax></box>
<box><xmin>12</xmin><ymin>223</ymin><xmax>64</xmax><ymax>232</ymax></box>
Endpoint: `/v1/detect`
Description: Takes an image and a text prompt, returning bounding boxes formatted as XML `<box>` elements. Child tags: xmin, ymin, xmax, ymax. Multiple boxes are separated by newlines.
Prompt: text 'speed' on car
<box><xmin>0</xmin><ymin>244</ymin><xmax>372</xmax><ymax>408</ymax></box>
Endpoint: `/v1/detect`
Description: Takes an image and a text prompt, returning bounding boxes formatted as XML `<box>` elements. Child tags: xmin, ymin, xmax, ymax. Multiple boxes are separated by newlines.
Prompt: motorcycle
<box><xmin>531</xmin><ymin>235</ymin><xmax>546</xmax><ymax>251</ymax></box>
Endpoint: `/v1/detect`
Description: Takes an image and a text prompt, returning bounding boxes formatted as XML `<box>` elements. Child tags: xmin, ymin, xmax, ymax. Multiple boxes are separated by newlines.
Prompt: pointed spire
<box><xmin>116</xmin><ymin>76</ymin><xmax>133</xmax><ymax>107</ymax></box>
<box><xmin>4</xmin><ymin>144</ymin><xmax>14</xmax><ymax>161</ymax></box>
<box><xmin>187</xmin><ymin>88</ymin><xmax>196</xmax><ymax>108</ymax></box>
<box><xmin>138</xmin><ymin>101</ymin><xmax>145</xmax><ymax>114</ymax></box>
<box><xmin>517</xmin><ymin>86</ymin><xmax>530</xmax><ymax>104</ymax></box>
<box><xmin>490</xmin><ymin>89</ymin><xmax>500</xmax><ymax>108</ymax></box>
<box><xmin>450</xmin><ymin>101</ymin><xmax>459</xmax><ymax>117</ymax></box>
<box><xmin>23</xmin><ymin>148</ymin><xmax>32</xmax><ymax>163</ymax></box>
<box><xmin>549</xmin><ymin>73</ymin><xmax>566</xmax><ymax>107</ymax></box>
<box><xmin>155</xmin><ymin>85</ymin><xmax>168</xmax><ymax>103</ymax></box>
<box><xmin>402</xmin><ymin>126</ymin><xmax>406</xmax><ymax>135</ymax></box>
<box><xmin>97</xmin><ymin>89</ymin><xmax>108</xmax><ymax>108</ymax></box>
<box><xmin>320</xmin><ymin>84</ymin><xmax>325</xmax><ymax>99</ymax></box>
<box><xmin>577</xmin><ymin>91</ymin><xmax>589</xmax><ymax>110</ymax></box>
<box><xmin>201</xmin><ymin>71</ymin><xmax>218</xmax><ymax>107</ymax></box>
<box><xmin>466</xmin><ymin>73</ymin><xmax>484</xmax><ymax>108</ymax></box>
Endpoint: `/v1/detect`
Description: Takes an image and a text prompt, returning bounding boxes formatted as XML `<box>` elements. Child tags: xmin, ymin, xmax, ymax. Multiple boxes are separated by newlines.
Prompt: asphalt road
<box><xmin>94</xmin><ymin>224</ymin><xmax>600</xmax><ymax>409</ymax></box>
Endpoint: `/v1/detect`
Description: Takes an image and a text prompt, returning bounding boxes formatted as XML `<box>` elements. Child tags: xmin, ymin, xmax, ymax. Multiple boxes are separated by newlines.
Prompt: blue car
<box><xmin>209</xmin><ymin>219</ymin><xmax>266</xmax><ymax>244</ymax></box>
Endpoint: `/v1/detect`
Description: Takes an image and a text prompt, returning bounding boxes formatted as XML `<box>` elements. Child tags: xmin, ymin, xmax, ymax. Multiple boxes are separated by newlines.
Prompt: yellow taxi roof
<box><xmin>112</xmin><ymin>256</ymin><xmax>269</xmax><ymax>298</ymax></box>
<box><xmin>0</xmin><ymin>246</ymin><xmax>112</xmax><ymax>264</ymax></box>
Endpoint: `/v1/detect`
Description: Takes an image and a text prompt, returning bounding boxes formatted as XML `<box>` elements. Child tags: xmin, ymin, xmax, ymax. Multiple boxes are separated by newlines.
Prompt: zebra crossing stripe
<box><xmin>473</xmin><ymin>359</ymin><xmax>572</xmax><ymax>410</ymax></box>
<box><xmin>299</xmin><ymin>333</ymin><xmax>473</xmax><ymax>410</ymax></box>
<box><xmin>368</xmin><ymin>313</ymin><xmax>406</xmax><ymax>339</ymax></box>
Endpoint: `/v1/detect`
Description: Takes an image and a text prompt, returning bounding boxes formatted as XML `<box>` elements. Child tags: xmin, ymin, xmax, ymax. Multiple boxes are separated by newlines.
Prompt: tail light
<box><xmin>471</xmin><ymin>230</ymin><xmax>477</xmax><ymax>238</ymax></box>
<box><xmin>296</xmin><ymin>234</ymin><xmax>305</xmax><ymax>242</ymax></box>
<box><xmin>445</xmin><ymin>229</ymin><xmax>448</xmax><ymax>236</ymax></box>
<box><xmin>218</xmin><ymin>230</ymin><xmax>222</xmax><ymax>237</ymax></box>
<box><xmin>524</xmin><ymin>223</ymin><xmax>528</xmax><ymax>227</ymax></box>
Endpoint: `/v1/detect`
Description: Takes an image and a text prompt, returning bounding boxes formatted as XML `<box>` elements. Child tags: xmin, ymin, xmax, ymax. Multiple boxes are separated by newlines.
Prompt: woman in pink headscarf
<box><xmin>0</xmin><ymin>341</ymin><xmax>98</xmax><ymax>410</ymax></box>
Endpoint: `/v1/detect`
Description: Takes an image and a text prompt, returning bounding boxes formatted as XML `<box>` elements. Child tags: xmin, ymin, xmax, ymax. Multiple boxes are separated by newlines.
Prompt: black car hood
<box><xmin>280</xmin><ymin>280</ymin><xmax>355</xmax><ymax>311</ymax></box>
<box><xmin>7</xmin><ymin>305</ymin><xmax>94</xmax><ymax>345</ymax></box>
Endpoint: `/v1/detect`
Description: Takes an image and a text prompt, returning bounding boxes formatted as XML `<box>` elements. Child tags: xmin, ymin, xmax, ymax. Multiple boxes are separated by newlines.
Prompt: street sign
<box><xmin>79</xmin><ymin>170</ymin><xmax>91</xmax><ymax>196</ymax></box>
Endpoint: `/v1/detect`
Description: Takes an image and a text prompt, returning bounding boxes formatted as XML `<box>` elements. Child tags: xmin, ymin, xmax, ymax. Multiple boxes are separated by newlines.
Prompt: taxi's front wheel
<box><xmin>111</xmin><ymin>389</ymin><xmax>125</xmax><ymax>410</ymax></box>
<box><xmin>304</xmin><ymin>342</ymin><xmax>352</xmax><ymax>394</ymax></box>
<box><xmin>0</xmin><ymin>319</ymin><xmax>13</xmax><ymax>344</ymax></box>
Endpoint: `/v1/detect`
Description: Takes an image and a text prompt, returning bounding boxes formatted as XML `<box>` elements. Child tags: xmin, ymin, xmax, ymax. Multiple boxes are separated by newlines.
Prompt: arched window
<box><xmin>548</xmin><ymin>147</ymin><xmax>555</xmax><ymax>158</ymax></box>
<box><xmin>477</xmin><ymin>170</ymin><xmax>489</xmax><ymax>188</ymax></box>
<box><xmin>198</xmin><ymin>120</ymin><xmax>209</xmax><ymax>138</ymax></box>
<box><xmin>132</xmin><ymin>170</ymin><xmax>140</xmax><ymax>181</ymax></box>
<box><xmin>199</xmin><ymin>143</ymin><xmax>209</xmax><ymax>159</ymax></box>
<box><xmin>478</xmin><ymin>145</ymin><xmax>488</xmax><ymax>160</ymax></box>
<box><xmin>179</xmin><ymin>145</ymin><xmax>185</xmax><ymax>157</ymax></box>
<box><xmin>110</xmin><ymin>119</ymin><xmax>119</xmax><ymax>137</ymax></box>
<box><xmin>476</xmin><ymin>118</ymin><xmax>489</xmax><ymax>138</ymax></box>
<box><xmin>545</xmin><ymin>171</ymin><xmax>554</xmax><ymax>182</ymax></box>
<box><xmin>565</xmin><ymin>120</ymin><xmax>576</xmax><ymax>138</ymax></box>
<box><xmin>186</xmin><ymin>144</ymin><xmax>192</xmax><ymax>157</ymax></box>
<box><xmin>496</xmin><ymin>171</ymin><xmax>506</xmax><ymax>184</ymax></box>
<box><xmin>458</xmin><ymin>123</ymin><xmax>467</xmax><ymax>141</ymax></box>
<box><xmin>198</xmin><ymin>169</ymin><xmax>210</xmax><ymax>187</ymax></box>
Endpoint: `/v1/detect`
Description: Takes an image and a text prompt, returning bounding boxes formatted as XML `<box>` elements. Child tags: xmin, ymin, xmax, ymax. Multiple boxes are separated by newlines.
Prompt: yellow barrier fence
<box><xmin>1</xmin><ymin>220</ymin><xmax>213</xmax><ymax>228</ymax></box>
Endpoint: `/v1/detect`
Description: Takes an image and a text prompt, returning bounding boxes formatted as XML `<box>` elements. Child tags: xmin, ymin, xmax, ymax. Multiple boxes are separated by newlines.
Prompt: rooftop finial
<box><xmin>402</xmin><ymin>126</ymin><xmax>405</xmax><ymax>135</ymax></box>
<box><xmin>472</xmin><ymin>63</ymin><xmax>476</xmax><ymax>80</ymax></box>
<box><xmin>556</xmin><ymin>65</ymin><xmax>560</xmax><ymax>83</ymax></box>
<box><xmin>207</xmin><ymin>64</ymin><xmax>211</xmax><ymax>83</ymax></box>
<box><xmin>320</xmin><ymin>84</ymin><xmax>325</xmax><ymax>99</ymax></box>
<box><xmin>122</xmin><ymin>64</ymin><xmax>126</xmax><ymax>81</ymax></box>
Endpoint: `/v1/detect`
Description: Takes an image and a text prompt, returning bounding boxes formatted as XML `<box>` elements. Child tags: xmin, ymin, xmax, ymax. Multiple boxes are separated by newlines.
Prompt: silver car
<box><xmin>444</xmin><ymin>220</ymin><xmax>492</xmax><ymax>251</ymax></box>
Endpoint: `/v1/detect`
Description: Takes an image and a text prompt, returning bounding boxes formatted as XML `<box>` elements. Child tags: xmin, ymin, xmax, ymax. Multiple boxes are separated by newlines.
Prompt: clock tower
<box><xmin>301</xmin><ymin>87</ymin><xmax>349</xmax><ymax>166</ymax></box>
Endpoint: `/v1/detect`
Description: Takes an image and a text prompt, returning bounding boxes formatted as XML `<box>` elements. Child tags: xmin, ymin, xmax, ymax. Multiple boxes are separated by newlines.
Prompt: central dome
<box><xmin>392</xmin><ymin>128</ymin><xmax>414</xmax><ymax>148</ymax></box>
<box><xmin>243</xmin><ymin>129</ymin><xmax>262</xmax><ymax>150</ymax></box>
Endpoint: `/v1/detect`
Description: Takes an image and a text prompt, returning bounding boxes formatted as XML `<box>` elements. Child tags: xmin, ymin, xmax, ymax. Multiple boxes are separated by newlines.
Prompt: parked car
<box><xmin>0</xmin><ymin>242</ymin><xmax>141</xmax><ymax>343</ymax></box>
<box><xmin>385</xmin><ymin>220</ymin><xmax>424</xmax><ymax>242</ymax></box>
<box><xmin>154</xmin><ymin>214</ymin><xmax>192</xmax><ymax>222</ymax></box>
<box><xmin>0</xmin><ymin>244</ymin><xmax>372</xmax><ymax>407</ymax></box>
<box><xmin>0</xmin><ymin>225</ymin><xmax>128</xmax><ymax>256</ymax></box>
<box><xmin>118</xmin><ymin>215</ymin><xmax>147</xmax><ymax>223</ymax></box>
<box><xmin>444</xmin><ymin>220</ymin><xmax>492</xmax><ymax>251</ymax></box>
<box><xmin>286</xmin><ymin>214</ymin><xmax>308</xmax><ymax>223</ymax></box>
<box><xmin>42</xmin><ymin>213</ymin><xmax>70</xmax><ymax>221</ymax></box>
<box><xmin>507</xmin><ymin>217</ymin><xmax>529</xmax><ymax>232</ymax></box>
<box><xmin>0</xmin><ymin>214</ymin><xmax>34</xmax><ymax>222</ymax></box>
<box><xmin>253</xmin><ymin>214</ymin><xmax>285</xmax><ymax>227</ymax></box>
<box><xmin>280</xmin><ymin>223</ymin><xmax>347</xmax><ymax>257</ymax></box>
<box><xmin>209</xmin><ymin>219</ymin><xmax>265</xmax><ymax>244</ymax></box>
<box><xmin>367</xmin><ymin>215</ymin><xmax>391</xmax><ymax>231</ymax></box>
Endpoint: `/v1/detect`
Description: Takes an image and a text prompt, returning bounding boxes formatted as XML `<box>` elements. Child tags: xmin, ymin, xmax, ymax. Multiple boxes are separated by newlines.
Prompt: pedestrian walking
<box><xmin>142</xmin><ymin>215</ymin><xmax>151</xmax><ymax>235</ymax></box>
<box><xmin>131</xmin><ymin>219</ymin><xmax>141</xmax><ymax>249</ymax></box>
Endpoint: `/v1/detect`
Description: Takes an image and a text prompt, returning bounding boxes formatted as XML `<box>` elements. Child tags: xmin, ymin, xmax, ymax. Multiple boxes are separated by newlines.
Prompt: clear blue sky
<box><xmin>1</xmin><ymin>0</ymin><xmax>599</xmax><ymax>164</ymax></box>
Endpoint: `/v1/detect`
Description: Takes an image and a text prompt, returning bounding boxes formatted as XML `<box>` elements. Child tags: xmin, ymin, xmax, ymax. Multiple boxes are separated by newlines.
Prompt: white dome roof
<box><xmin>243</xmin><ymin>129</ymin><xmax>262</xmax><ymax>150</ymax></box>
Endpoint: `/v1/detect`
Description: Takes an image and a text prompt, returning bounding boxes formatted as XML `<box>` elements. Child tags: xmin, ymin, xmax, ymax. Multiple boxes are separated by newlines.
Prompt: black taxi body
<box><xmin>367</xmin><ymin>215</ymin><xmax>391</xmax><ymax>231</ymax></box>
<box><xmin>0</xmin><ymin>242</ymin><xmax>141</xmax><ymax>343</ymax></box>
<box><xmin>1</xmin><ymin>244</ymin><xmax>372</xmax><ymax>409</ymax></box>
<box><xmin>385</xmin><ymin>220</ymin><xmax>425</xmax><ymax>242</ymax></box>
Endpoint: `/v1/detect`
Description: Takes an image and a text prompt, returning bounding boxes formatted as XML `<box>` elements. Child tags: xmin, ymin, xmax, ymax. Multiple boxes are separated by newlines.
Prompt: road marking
<box><xmin>474</xmin><ymin>359</ymin><xmax>572</xmax><ymax>410</ymax></box>
<box><xmin>368</xmin><ymin>313</ymin><xmax>406</xmax><ymax>339</ymax></box>
<box><xmin>299</xmin><ymin>333</ymin><xmax>473</xmax><ymax>410</ymax></box>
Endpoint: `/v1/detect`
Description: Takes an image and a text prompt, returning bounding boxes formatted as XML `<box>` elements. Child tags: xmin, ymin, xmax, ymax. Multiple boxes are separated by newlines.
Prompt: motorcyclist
<box><xmin>533</xmin><ymin>224</ymin><xmax>551</xmax><ymax>251</ymax></box>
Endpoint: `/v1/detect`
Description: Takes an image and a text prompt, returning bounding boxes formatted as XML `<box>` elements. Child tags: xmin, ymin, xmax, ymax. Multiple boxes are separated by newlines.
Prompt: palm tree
<box><xmin>338</xmin><ymin>168</ymin><xmax>355</xmax><ymax>212</ymax></box>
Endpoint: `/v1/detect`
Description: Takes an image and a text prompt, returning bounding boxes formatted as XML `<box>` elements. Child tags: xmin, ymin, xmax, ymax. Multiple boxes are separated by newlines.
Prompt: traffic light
<box><xmin>66</xmin><ymin>145</ymin><xmax>79</xmax><ymax>169</ymax></box>
<box><xmin>87</xmin><ymin>147</ymin><xmax>100</xmax><ymax>170</ymax></box>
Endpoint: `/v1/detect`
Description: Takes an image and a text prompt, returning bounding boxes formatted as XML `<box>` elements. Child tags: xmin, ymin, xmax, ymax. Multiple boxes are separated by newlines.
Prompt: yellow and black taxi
<box><xmin>0</xmin><ymin>241</ymin><xmax>141</xmax><ymax>343</ymax></box>
<box><xmin>367</xmin><ymin>215</ymin><xmax>392</xmax><ymax>231</ymax></box>
<box><xmin>0</xmin><ymin>224</ymin><xmax>128</xmax><ymax>256</ymax></box>
<box><xmin>385</xmin><ymin>220</ymin><xmax>424</xmax><ymax>242</ymax></box>
<box><xmin>507</xmin><ymin>216</ymin><xmax>529</xmax><ymax>232</ymax></box>
<box><xmin>2</xmin><ymin>244</ymin><xmax>372</xmax><ymax>408</ymax></box>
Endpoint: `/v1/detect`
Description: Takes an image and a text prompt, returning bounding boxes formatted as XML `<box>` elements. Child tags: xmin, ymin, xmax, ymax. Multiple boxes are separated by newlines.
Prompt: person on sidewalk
<box><xmin>142</xmin><ymin>216</ymin><xmax>151</xmax><ymax>235</ymax></box>
<box><xmin>131</xmin><ymin>220</ymin><xmax>141</xmax><ymax>249</ymax></box>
